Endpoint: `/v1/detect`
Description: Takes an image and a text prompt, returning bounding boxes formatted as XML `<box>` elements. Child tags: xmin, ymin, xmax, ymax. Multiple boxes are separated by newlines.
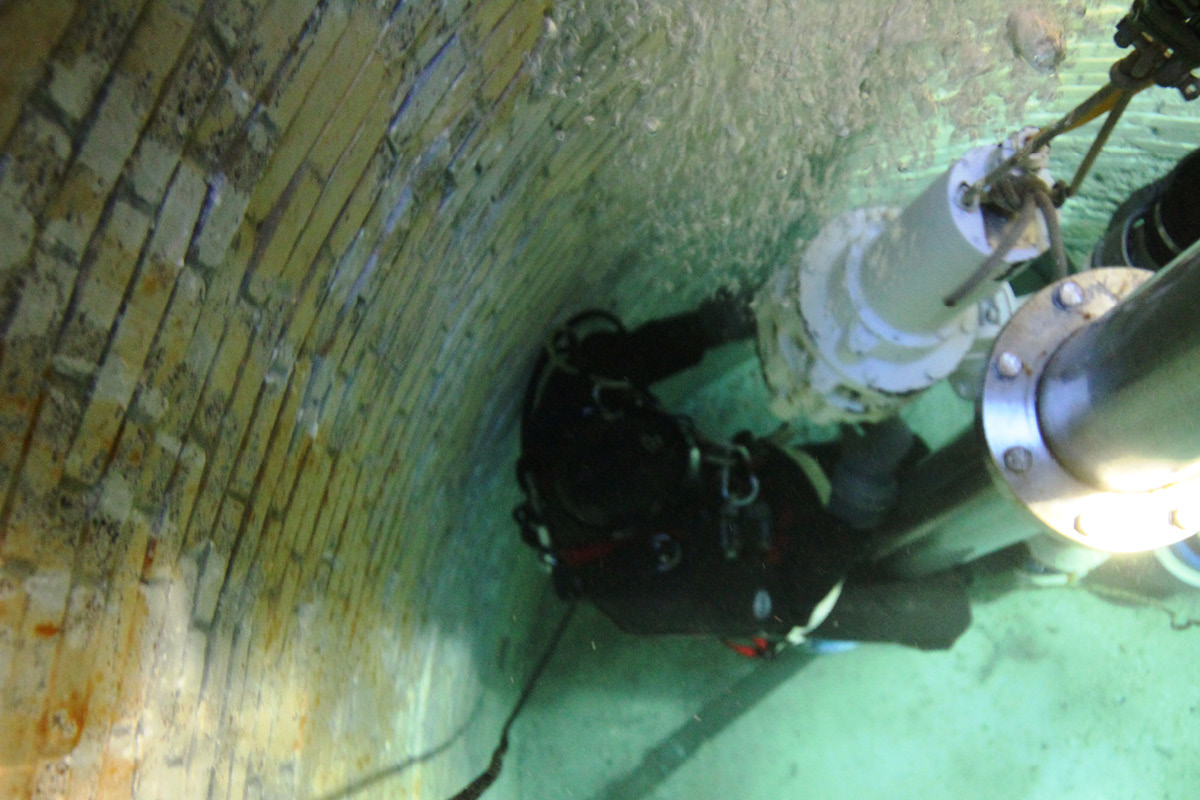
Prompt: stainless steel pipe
<box><xmin>1038</xmin><ymin>248</ymin><xmax>1200</xmax><ymax>492</ymax></box>
<box><xmin>873</xmin><ymin>247</ymin><xmax>1200</xmax><ymax>578</ymax></box>
<box><xmin>870</xmin><ymin>428</ymin><xmax>1047</xmax><ymax>578</ymax></box>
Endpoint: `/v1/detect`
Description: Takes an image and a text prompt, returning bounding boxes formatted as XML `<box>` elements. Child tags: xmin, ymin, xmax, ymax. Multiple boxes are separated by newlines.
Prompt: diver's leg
<box><xmin>808</xmin><ymin>569</ymin><xmax>972</xmax><ymax>651</ymax></box>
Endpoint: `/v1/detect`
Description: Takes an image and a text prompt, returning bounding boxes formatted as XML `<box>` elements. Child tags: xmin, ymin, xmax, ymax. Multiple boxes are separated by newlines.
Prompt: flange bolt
<box><xmin>996</xmin><ymin>351</ymin><xmax>1023</xmax><ymax>379</ymax></box>
<box><xmin>1055</xmin><ymin>281</ymin><xmax>1084</xmax><ymax>308</ymax></box>
<box><xmin>1003</xmin><ymin>446</ymin><xmax>1033</xmax><ymax>473</ymax></box>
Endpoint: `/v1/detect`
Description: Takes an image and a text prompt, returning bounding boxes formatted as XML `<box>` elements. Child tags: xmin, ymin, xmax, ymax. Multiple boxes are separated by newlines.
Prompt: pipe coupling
<box><xmin>980</xmin><ymin>267</ymin><xmax>1200</xmax><ymax>552</ymax></box>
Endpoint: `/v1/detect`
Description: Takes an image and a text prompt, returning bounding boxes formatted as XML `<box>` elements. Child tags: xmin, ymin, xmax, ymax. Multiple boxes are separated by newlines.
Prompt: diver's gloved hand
<box><xmin>697</xmin><ymin>286</ymin><xmax>758</xmax><ymax>347</ymax></box>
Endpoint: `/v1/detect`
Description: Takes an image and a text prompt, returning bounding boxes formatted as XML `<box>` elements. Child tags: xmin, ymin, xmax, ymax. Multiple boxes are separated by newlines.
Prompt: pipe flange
<box><xmin>757</xmin><ymin>208</ymin><xmax>979</xmax><ymax>425</ymax></box>
<box><xmin>981</xmin><ymin>267</ymin><xmax>1200</xmax><ymax>552</ymax></box>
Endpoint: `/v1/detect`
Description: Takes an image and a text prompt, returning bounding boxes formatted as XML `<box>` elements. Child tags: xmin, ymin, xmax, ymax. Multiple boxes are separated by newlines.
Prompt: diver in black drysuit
<box><xmin>514</xmin><ymin>293</ymin><xmax>970</xmax><ymax>652</ymax></box>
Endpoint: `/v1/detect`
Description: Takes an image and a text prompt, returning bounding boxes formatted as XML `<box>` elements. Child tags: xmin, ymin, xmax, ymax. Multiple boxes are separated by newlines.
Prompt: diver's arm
<box><xmin>578</xmin><ymin>290</ymin><xmax>756</xmax><ymax>386</ymax></box>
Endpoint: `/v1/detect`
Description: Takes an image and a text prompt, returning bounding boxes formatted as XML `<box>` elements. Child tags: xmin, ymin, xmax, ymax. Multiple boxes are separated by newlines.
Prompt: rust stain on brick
<box><xmin>0</xmin><ymin>0</ymin><xmax>644</xmax><ymax>794</ymax></box>
<box><xmin>137</xmin><ymin>260</ymin><xmax>174</xmax><ymax>297</ymax></box>
<box><xmin>33</xmin><ymin>622</ymin><xmax>61</xmax><ymax>638</ymax></box>
<box><xmin>0</xmin><ymin>393</ymin><xmax>37</xmax><ymax>414</ymax></box>
<box><xmin>293</xmin><ymin>712</ymin><xmax>307</xmax><ymax>752</ymax></box>
<box><xmin>36</xmin><ymin>688</ymin><xmax>89</xmax><ymax>755</ymax></box>
<box><xmin>140</xmin><ymin>536</ymin><xmax>158</xmax><ymax>577</ymax></box>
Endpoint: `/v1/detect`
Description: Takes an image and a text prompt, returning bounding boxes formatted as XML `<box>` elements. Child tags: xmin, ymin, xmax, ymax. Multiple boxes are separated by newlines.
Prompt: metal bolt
<box><xmin>1170</xmin><ymin>508</ymin><xmax>1199</xmax><ymax>532</ymax></box>
<box><xmin>1055</xmin><ymin>281</ymin><xmax>1084</xmax><ymax>308</ymax></box>
<box><xmin>753</xmin><ymin>589</ymin><xmax>772</xmax><ymax>621</ymax></box>
<box><xmin>996</xmin><ymin>351</ymin><xmax>1023</xmax><ymax>379</ymax></box>
<box><xmin>956</xmin><ymin>181</ymin><xmax>979</xmax><ymax>211</ymax></box>
<box><xmin>1003</xmin><ymin>446</ymin><xmax>1033</xmax><ymax>473</ymax></box>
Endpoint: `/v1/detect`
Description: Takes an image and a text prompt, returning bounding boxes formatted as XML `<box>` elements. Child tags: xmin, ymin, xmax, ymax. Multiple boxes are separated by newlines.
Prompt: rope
<box><xmin>944</xmin><ymin>195</ymin><xmax>1039</xmax><ymax>307</ymax></box>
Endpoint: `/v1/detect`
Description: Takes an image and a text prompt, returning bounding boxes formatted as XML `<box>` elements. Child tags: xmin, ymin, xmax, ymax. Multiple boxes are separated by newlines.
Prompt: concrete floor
<box><xmin>508</xmin><ymin>574</ymin><xmax>1199</xmax><ymax>800</ymax></box>
<box><xmin>496</xmin><ymin>350</ymin><xmax>1200</xmax><ymax>800</ymax></box>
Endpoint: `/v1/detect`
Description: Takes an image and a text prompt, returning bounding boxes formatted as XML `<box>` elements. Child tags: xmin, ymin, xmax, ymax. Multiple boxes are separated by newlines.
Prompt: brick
<box><xmin>149</xmin><ymin>32</ymin><xmax>225</xmax><ymax>146</ymax></box>
<box><xmin>17</xmin><ymin>379</ymin><xmax>86</xmax><ymax>503</ymax></box>
<box><xmin>190</xmin><ymin>71</ymin><xmax>257</xmax><ymax>164</ymax></box>
<box><xmin>183</xmin><ymin>617</ymin><xmax>232</xmax><ymax>795</ymax></box>
<box><xmin>246</xmin><ymin>8</ymin><xmax>386</xmax><ymax>226</ymax></box>
<box><xmin>389</xmin><ymin>34</ymin><xmax>469</xmax><ymax>147</ymax></box>
<box><xmin>270</xmin><ymin>102</ymin><xmax>395</xmax><ymax>303</ymax></box>
<box><xmin>207</xmin><ymin>0</ymin><xmax>261</xmax><ymax>52</ymax></box>
<box><xmin>324</xmin><ymin>149</ymin><xmax>392</xmax><ymax>263</ymax></box>
<box><xmin>123</xmin><ymin>0</ymin><xmax>201</xmax><ymax>90</ymax></box>
<box><xmin>34</xmin><ymin>580</ymin><xmax>104</xmax><ymax>761</ymax></box>
<box><xmin>305</xmin><ymin>58</ymin><xmax>389</xmax><ymax>183</ymax></box>
<box><xmin>231</xmin><ymin>0</ymin><xmax>323</xmax><ymax>95</ymax></box>
<box><xmin>92</xmin><ymin>575</ymin><xmax>161</xmax><ymax>799</ymax></box>
<box><xmin>189</xmin><ymin>177</ymin><xmax>251</xmax><ymax>273</ymax></box>
<box><xmin>147</xmin><ymin>440</ymin><xmax>205</xmax><ymax>586</ymax></box>
<box><xmin>273</xmin><ymin>445</ymin><xmax>327</xmax><ymax>563</ymax></box>
<box><xmin>477</xmin><ymin>1</ymin><xmax>548</xmax><ymax>102</ymax></box>
<box><xmin>182</xmin><ymin>359</ymin><xmax>262</xmax><ymax>553</ymax></box>
<box><xmin>311</xmin><ymin>465</ymin><xmax>358</xmax><ymax>587</ymax></box>
<box><xmin>295</xmin><ymin>455</ymin><xmax>347</xmax><ymax>573</ymax></box>
<box><xmin>2</xmin><ymin>110</ymin><xmax>74</xmax><ymax>212</ymax></box>
<box><xmin>127</xmin><ymin>137</ymin><xmax>180</xmax><ymax>205</ymax></box>
<box><xmin>0</xmin><ymin>567</ymin><xmax>71</xmax><ymax>766</ymax></box>
<box><xmin>173</xmin><ymin>626</ymin><xmax>210</xmax><ymax>787</ymax></box>
<box><xmin>126</xmin><ymin>566</ymin><xmax>193</xmax><ymax>798</ymax></box>
<box><xmin>223</xmin><ymin>381</ymin><xmax>305</xmax><ymax>597</ymax></box>
<box><xmin>224</xmin><ymin>373</ymin><xmax>287</xmax><ymax>499</ymax></box>
<box><xmin>217</xmin><ymin>638</ymin><xmax>254</xmax><ymax>800</ymax></box>
<box><xmin>45</xmin><ymin>52</ymin><xmax>110</xmax><ymax>124</ymax></box>
<box><xmin>0</xmin><ymin>0</ymin><xmax>77</xmax><ymax>144</ymax></box>
<box><xmin>265</xmin><ymin>1</ymin><xmax>353</xmax><ymax>131</ymax></box>
<box><xmin>69</xmin><ymin>154</ymin><xmax>231</xmax><ymax>491</ymax></box>
<box><xmin>0</xmin><ymin>177</ymin><xmax>37</xmax><ymax>282</ymax></box>
<box><xmin>59</xmin><ymin>509</ymin><xmax>150</xmax><ymax>798</ymax></box>
<box><xmin>1</xmin><ymin>249</ymin><xmax>76</xmax><ymax>409</ymax></box>
<box><xmin>76</xmin><ymin>74</ymin><xmax>149</xmax><ymax>189</ymax></box>
<box><xmin>148</xmin><ymin>161</ymin><xmax>209</xmax><ymax>267</ymax></box>
<box><xmin>155</xmin><ymin>302</ymin><xmax>228</xmax><ymax>442</ymax></box>
<box><xmin>57</xmin><ymin>199</ymin><xmax>154</xmax><ymax>364</ymax></box>
<box><xmin>71</xmin><ymin>566</ymin><xmax>138</xmax><ymax>796</ymax></box>
<box><xmin>464</xmin><ymin>0</ymin><xmax>519</xmax><ymax>43</ymax></box>
<box><xmin>62</xmin><ymin>355</ymin><xmax>139</xmax><ymax>485</ymax></box>
<box><xmin>190</xmin><ymin>301</ymin><xmax>253</xmax><ymax>446</ymax></box>
<box><xmin>0</xmin><ymin>561</ymin><xmax>30</xmax><ymax>691</ymax></box>
<box><xmin>53</xmin><ymin>0</ymin><xmax>149</xmax><ymax>92</ymax></box>
<box><xmin>211</xmin><ymin>494</ymin><xmax>246</xmax><ymax>568</ymax></box>
<box><xmin>204</xmin><ymin>618</ymin><xmax>252</xmax><ymax>800</ymax></box>
<box><xmin>189</xmin><ymin>0</ymin><xmax>337</xmax><ymax>188</ymax></box>
<box><xmin>243</xmin><ymin>165</ymin><xmax>323</xmax><ymax>302</ymax></box>
<box><xmin>41</xmin><ymin>170</ymin><xmax>114</xmax><ymax>264</ymax></box>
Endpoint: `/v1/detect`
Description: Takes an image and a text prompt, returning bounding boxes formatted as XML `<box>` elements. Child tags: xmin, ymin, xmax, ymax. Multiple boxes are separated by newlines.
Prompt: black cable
<box><xmin>585</xmin><ymin>644</ymin><xmax>819</xmax><ymax>800</ymax></box>
<box><xmin>447</xmin><ymin>599</ymin><xmax>579</xmax><ymax>800</ymax></box>
<box><xmin>309</xmin><ymin>694</ymin><xmax>485</xmax><ymax>800</ymax></box>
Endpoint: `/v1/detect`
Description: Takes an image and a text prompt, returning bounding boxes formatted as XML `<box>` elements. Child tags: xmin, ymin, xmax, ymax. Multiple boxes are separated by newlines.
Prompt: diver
<box><xmin>513</xmin><ymin>291</ymin><xmax>971</xmax><ymax>655</ymax></box>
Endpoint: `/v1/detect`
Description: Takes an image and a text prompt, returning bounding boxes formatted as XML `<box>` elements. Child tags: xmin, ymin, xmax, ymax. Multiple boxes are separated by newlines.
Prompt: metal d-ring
<box><xmin>720</xmin><ymin>445</ymin><xmax>760</xmax><ymax>508</ymax></box>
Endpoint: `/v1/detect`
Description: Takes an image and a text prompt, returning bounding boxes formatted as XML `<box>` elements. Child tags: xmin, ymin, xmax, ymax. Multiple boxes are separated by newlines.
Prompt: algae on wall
<box><xmin>528</xmin><ymin>0</ymin><xmax>1075</xmax><ymax>315</ymax></box>
<box><xmin>529</xmin><ymin>0</ymin><xmax>1197</xmax><ymax>321</ymax></box>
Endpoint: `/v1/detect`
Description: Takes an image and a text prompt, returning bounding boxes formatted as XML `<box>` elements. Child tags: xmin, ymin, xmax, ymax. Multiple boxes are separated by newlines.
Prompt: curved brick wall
<box><xmin>0</xmin><ymin>1</ymin><xmax>1197</xmax><ymax>798</ymax></box>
